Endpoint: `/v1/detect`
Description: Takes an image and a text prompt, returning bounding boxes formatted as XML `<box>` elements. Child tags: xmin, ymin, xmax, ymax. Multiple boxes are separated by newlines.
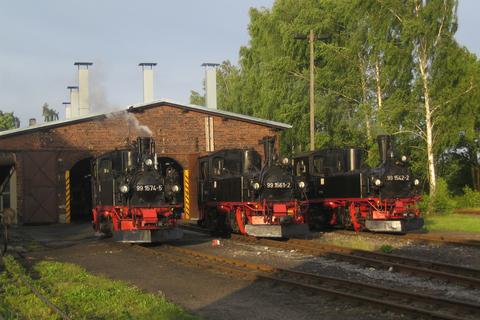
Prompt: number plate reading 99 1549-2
<box><xmin>386</xmin><ymin>175</ymin><xmax>409</xmax><ymax>181</ymax></box>
<box><xmin>136</xmin><ymin>184</ymin><xmax>164</xmax><ymax>192</ymax></box>
<box><xmin>266</xmin><ymin>182</ymin><xmax>292</xmax><ymax>189</ymax></box>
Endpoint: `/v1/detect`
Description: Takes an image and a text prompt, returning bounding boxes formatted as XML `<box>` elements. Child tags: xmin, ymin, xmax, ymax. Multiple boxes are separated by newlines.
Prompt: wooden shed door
<box><xmin>22</xmin><ymin>152</ymin><xmax>58</xmax><ymax>223</ymax></box>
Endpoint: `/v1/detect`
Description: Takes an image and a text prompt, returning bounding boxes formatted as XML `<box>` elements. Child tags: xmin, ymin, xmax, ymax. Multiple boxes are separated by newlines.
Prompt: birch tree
<box><xmin>405</xmin><ymin>0</ymin><xmax>458</xmax><ymax>195</ymax></box>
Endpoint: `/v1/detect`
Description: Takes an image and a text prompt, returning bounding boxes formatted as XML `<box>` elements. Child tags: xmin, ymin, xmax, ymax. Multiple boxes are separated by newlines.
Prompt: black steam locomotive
<box><xmin>91</xmin><ymin>137</ymin><xmax>183</xmax><ymax>242</ymax></box>
<box><xmin>293</xmin><ymin>135</ymin><xmax>423</xmax><ymax>233</ymax></box>
<box><xmin>198</xmin><ymin>136</ymin><xmax>309</xmax><ymax>237</ymax></box>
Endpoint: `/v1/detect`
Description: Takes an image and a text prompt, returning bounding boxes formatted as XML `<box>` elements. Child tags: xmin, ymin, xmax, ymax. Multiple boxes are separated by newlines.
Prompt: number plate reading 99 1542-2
<box><xmin>386</xmin><ymin>175</ymin><xmax>409</xmax><ymax>181</ymax></box>
<box><xmin>266</xmin><ymin>182</ymin><xmax>291</xmax><ymax>189</ymax></box>
<box><xmin>136</xmin><ymin>184</ymin><xmax>164</xmax><ymax>192</ymax></box>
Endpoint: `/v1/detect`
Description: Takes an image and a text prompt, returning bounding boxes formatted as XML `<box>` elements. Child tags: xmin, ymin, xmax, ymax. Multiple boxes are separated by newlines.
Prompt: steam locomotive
<box><xmin>293</xmin><ymin>135</ymin><xmax>423</xmax><ymax>233</ymax></box>
<box><xmin>91</xmin><ymin>137</ymin><xmax>183</xmax><ymax>242</ymax></box>
<box><xmin>198</xmin><ymin>136</ymin><xmax>309</xmax><ymax>237</ymax></box>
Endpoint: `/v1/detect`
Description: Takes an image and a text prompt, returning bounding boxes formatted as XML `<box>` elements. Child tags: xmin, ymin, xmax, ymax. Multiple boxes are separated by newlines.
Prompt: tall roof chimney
<box><xmin>74</xmin><ymin>62</ymin><xmax>93</xmax><ymax>116</ymax></box>
<box><xmin>202</xmin><ymin>63</ymin><xmax>219</xmax><ymax>109</ymax></box>
<box><xmin>139</xmin><ymin>63</ymin><xmax>156</xmax><ymax>103</ymax></box>
<box><xmin>67</xmin><ymin>86</ymin><xmax>79</xmax><ymax>118</ymax></box>
<box><xmin>63</xmin><ymin>102</ymin><xmax>71</xmax><ymax>119</ymax></box>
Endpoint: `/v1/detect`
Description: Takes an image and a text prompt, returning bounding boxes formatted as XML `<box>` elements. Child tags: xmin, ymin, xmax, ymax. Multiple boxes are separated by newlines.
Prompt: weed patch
<box><xmin>0</xmin><ymin>256</ymin><xmax>199</xmax><ymax>320</ymax></box>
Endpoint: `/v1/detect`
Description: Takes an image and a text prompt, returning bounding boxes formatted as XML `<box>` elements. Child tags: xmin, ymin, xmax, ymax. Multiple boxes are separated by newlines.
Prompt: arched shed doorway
<box><xmin>70</xmin><ymin>157</ymin><xmax>93</xmax><ymax>221</ymax></box>
<box><xmin>158</xmin><ymin>157</ymin><xmax>184</xmax><ymax>205</ymax></box>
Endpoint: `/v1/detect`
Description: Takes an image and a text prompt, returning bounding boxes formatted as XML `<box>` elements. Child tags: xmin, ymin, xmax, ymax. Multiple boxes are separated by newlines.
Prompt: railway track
<box><xmin>180</xmin><ymin>224</ymin><xmax>480</xmax><ymax>288</ymax></box>
<box><xmin>132</xmin><ymin>242</ymin><xmax>480</xmax><ymax>320</ymax></box>
<box><xmin>335</xmin><ymin>230</ymin><xmax>480</xmax><ymax>249</ymax></box>
<box><xmin>1</xmin><ymin>254</ymin><xmax>70</xmax><ymax>320</ymax></box>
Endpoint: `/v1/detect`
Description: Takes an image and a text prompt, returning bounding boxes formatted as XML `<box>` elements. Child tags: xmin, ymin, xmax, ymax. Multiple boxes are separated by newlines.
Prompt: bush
<box><xmin>420</xmin><ymin>178</ymin><xmax>455</xmax><ymax>215</ymax></box>
<box><xmin>453</xmin><ymin>186</ymin><xmax>480</xmax><ymax>208</ymax></box>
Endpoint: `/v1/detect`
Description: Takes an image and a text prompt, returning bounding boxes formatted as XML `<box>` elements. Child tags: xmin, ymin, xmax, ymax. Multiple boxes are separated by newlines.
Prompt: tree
<box><xmin>42</xmin><ymin>103</ymin><xmax>59</xmax><ymax>122</ymax></box>
<box><xmin>0</xmin><ymin>111</ymin><xmax>19</xmax><ymax>131</ymax></box>
<box><xmin>189</xmin><ymin>90</ymin><xmax>205</xmax><ymax>106</ymax></box>
<box><xmin>192</xmin><ymin>0</ymin><xmax>480</xmax><ymax>197</ymax></box>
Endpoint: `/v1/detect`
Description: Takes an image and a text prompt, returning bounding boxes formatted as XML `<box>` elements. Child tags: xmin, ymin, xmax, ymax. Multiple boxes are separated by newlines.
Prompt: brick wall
<box><xmin>0</xmin><ymin>103</ymin><xmax>283</xmax><ymax>223</ymax></box>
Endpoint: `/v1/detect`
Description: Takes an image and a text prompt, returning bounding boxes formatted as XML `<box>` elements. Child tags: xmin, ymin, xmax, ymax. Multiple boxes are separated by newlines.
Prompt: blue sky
<box><xmin>0</xmin><ymin>0</ymin><xmax>478</xmax><ymax>127</ymax></box>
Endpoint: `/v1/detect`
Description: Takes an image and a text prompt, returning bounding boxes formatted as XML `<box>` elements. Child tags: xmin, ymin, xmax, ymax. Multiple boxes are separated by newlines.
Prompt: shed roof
<box><xmin>0</xmin><ymin>99</ymin><xmax>292</xmax><ymax>139</ymax></box>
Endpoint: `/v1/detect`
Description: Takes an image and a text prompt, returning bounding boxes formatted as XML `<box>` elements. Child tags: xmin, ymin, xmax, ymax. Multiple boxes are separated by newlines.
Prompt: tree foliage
<box><xmin>192</xmin><ymin>0</ymin><xmax>480</xmax><ymax>195</ymax></box>
<box><xmin>0</xmin><ymin>111</ymin><xmax>19</xmax><ymax>131</ymax></box>
<box><xmin>42</xmin><ymin>103</ymin><xmax>59</xmax><ymax>122</ymax></box>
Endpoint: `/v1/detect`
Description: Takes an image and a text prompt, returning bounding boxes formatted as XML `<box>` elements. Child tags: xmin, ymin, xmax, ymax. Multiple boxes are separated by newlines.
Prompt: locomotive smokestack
<box><xmin>74</xmin><ymin>62</ymin><xmax>93</xmax><ymax>116</ymax></box>
<box><xmin>377</xmin><ymin>135</ymin><xmax>394</xmax><ymax>163</ymax></box>
<box><xmin>137</xmin><ymin>136</ymin><xmax>155</xmax><ymax>156</ymax></box>
<box><xmin>202</xmin><ymin>63</ymin><xmax>219</xmax><ymax>109</ymax></box>
<box><xmin>139</xmin><ymin>63</ymin><xmax>157</xmax><ymax>103</ymax></box>
<box><xmin>260</xmin><ymin>136</ymin><xmax>276</xmax><ymax>167</ymax></box>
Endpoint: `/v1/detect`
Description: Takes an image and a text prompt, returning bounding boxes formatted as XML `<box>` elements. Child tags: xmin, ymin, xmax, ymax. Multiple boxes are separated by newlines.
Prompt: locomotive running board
<box><xmin>113</xmin><ymin>228</ymin><xmax>184</xmax><ymax>243</ymax></box>
<box><xmin>245</xmin><ymin>224</ymin><xmax>310</xmax><ymax>238</ymax></box>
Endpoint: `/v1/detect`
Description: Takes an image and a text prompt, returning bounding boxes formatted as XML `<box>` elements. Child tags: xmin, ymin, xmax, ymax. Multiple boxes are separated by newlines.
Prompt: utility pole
<box><xmin>295</xmin><ymin>30</ymin><xmax>330</xmax><ymax>151</ymax></box>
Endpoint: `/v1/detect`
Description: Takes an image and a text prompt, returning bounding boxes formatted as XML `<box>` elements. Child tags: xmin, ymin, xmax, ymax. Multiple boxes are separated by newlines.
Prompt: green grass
<box><xmin>0</xmin><ymin>256</ymin><xmax>199</xmax><ymax>320</ymax></box>
<box><xmin>424</xmin><ymin>214</ymin><xmax>480</xmax><ymax>233</ymax></box>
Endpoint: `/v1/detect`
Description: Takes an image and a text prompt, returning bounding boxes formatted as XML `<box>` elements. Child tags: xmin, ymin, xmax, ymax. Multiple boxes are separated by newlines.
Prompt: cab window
<box><xmin>295</xmin><ymin>159</ymin><xmax>308</xmax><ymax>176</ymax></box>
<box><xmin>212</xmin><ymin>157</ymin><xmax>224</xmax><ymax>176</ymax></box>
<box><xmin>313</xmin><ymin>156</ymin><xmax>324</xmax><ymax>174</ymax></box>
<box><xmin>200</xmin><ymin>160</ymin><xmax>208</xmax><ymax>180</ymax></box>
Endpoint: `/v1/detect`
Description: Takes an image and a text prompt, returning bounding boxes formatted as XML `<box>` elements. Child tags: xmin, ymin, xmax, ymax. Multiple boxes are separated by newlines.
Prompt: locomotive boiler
<box><xmin>293</xmin><ymin>135</ymin><xmax>423</xmax><ymax>233</ymax></box>
<box><xmin>198</xmin><ymin>136</ymin><xmax>309</xmax><ymax>237</ymax></box>
<box><xmin>91</xmin><ymin>137</ymin><xmax>183</xmax><ymax>242</ymax></box>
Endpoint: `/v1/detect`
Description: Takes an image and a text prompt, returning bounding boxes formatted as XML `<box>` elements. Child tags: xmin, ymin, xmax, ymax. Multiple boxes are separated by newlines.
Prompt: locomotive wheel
<box><xmin>234</xmin><ymin>207</ymin><xmax>247</xmax><ymax>235</ymax></box>
<box><xmin>337</xmin><ymin>206</ymin><xmax>352</xmax><ymax>229</ymax></box>
<box><xmin>229</xmin><ymin>211</ymin><xmax>240</xmax><ymax>233</ymax></box>
<box><xmin>99</xmin><ymin>216</ymin><xmax>113</xmax><ymax>236</ymax></box>
<box><xmin>205</xmin><ymin>209</ymin><xmax>230</xmax><ymax>237</ymax></box>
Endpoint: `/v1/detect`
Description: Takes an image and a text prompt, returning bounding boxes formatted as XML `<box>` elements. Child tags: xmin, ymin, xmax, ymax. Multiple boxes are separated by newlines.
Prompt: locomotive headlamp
<box><xmin>144</xmin><ymin>158</ymin><xmax>153</xmax><ymax>166</ymax></box>
<box><xmin>253</xmin><ymin>182</ymin><xmax>261</xmax><ymax>190</ymax></box>
<box><xmin>298</xmin><ymin>181</ymin><xmax>306</xmax><ymax>189</ymax></box>
<box><xmin>281</xmin><ymin>157</ymin><xmax>290</xmax><ymax>165</ymax></box>
<box><xmin>414</xmin><ymin>179</ymin><xmax>420</xmax><ymax>186</ymax></box>
<box><xmin>119</xmin><ymin>184</ymin><xmax>129</xmax><ymax>193</ymax></box>
<box><xmin>172</xmin><ymin>184</ymin><xmax>180</xmax><ymax>193</ymax></box>
<box><xmin>401</xmin><ymin>155</ymin><xmax>407</xmax><ymax>162</ymax></box>
<box><xmin>374</xmin><ymin>179</ymin><xmax>382</xmax><ymax>186</ymax></box>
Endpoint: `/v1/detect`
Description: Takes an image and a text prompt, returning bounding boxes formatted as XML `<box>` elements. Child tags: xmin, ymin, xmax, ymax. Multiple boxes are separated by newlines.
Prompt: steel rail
<box><xmin>180</xmin><ymin>224</ymin><xmax>480</xmax><ymax>288</ymax></box>
<box><xmin>335</xmin><ymin>230</ymin><xmax>480</xmax><ymax>249</ymax></box>
<box><xmin>3</xmin><ymin>260</ymin><xmax>70</xmax><ymax>320</ymax></box>
<box><xmin>133</xmin><ymin>242</ymin><xmax>480</xmax><ymax>320</ymax></box>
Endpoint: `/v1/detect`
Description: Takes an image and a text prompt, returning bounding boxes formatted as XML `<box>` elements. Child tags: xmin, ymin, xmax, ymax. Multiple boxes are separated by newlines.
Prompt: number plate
<box><xmin>266</xmin><ymin>182</ymin><xmax>291</xmax><ymax>189</ymax></box>
<box><xmin>136</xmin><ymin>184</ymin><xmax>164</xmax><ymax>192</ymax></box>
<box><xmin>386</xmin><ymin>175</ymin><xmax>409</xmax><ymax>181</ymax></box>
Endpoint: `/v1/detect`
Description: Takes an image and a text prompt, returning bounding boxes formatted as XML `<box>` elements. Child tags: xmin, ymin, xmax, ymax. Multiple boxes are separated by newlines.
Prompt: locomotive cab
<box><xmin>198</xmin><ymin>136</ymin><xmax>309</xmax><ymax>238</ymax></box>
<box><xmin>91</xmin><ymin>137</ymin><xmax>183</xmax><ymax>243</ymax></box>
<box><xmin>293</xmin><ymin>135</ymin><xmax>423</xmax><ymax>233</ymax></box>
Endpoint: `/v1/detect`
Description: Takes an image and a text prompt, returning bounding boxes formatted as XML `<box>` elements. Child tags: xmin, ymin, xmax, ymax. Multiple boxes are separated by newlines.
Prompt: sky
<box><xmin>0</xmin><ymin>0</ymin><xmax>478</xmax><ymax>128</ymax></box>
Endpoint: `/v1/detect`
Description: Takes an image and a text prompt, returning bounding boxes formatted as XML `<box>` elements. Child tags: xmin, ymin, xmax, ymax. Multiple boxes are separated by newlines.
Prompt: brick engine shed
<box><xmin>0</xmin><ymin>100</ymin><xmax>290</xmax><ymax>224</ymax></box>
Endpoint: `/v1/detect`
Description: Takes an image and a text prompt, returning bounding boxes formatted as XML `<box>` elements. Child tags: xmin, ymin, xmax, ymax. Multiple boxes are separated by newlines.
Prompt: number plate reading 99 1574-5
<box><xmin>136</xmin><ymin>184</ymin><xmax>164</xmax><ymax>192</ymax></box>
<box><xmin>266</xmin><ymin>182</ymin><xmax>292</xmax><ymax>189</ymax></box>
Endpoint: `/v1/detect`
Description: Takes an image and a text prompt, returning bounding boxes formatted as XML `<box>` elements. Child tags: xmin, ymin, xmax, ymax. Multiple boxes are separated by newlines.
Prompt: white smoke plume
<box><xmin>123</xmin><ymin>111</ymin><xmax>152</xmax><ymax>137</ymax></box>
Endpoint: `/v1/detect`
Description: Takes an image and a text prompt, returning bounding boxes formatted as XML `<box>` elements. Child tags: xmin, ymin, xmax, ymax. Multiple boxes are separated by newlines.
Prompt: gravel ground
<box><xmin>176</xmin><ymin>230</ymin><xmax>480</xmax><ymax>305</ymax></box>
<box><xmin>3</xmin><ymin>224</ymin><xmax>421</xmax><ymax>320</ymax></box>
